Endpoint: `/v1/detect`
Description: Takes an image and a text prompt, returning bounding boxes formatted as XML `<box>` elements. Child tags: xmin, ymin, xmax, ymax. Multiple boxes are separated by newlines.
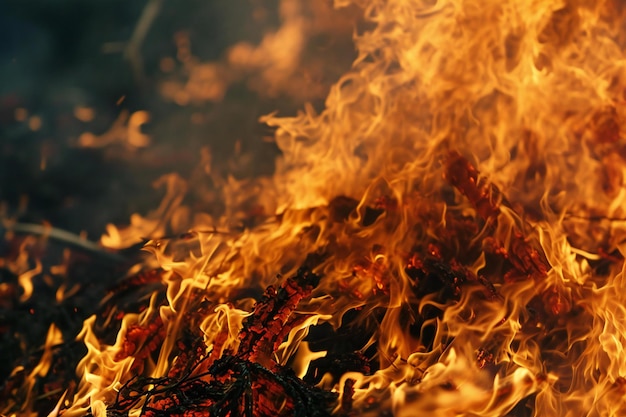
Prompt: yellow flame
<box><xmin>78</xmin><ymin>110</ymin><xmax>151</xmax><ymax>149</ymax></box>
<box><xmin>21</xmin><ymin>0</ymin><xmax>626</xmax><ymax>416</ymax></box>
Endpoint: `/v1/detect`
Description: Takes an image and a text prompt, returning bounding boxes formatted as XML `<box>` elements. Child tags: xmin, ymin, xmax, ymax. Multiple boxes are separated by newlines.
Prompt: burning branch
<box><xmin>238</xmin><ymin>268</ymin><xmax>321</xmax><ymax>368</ymax></box>
<box><xmin>444</xmin><ymin>151</ymin><xmax>501</xmax><ymax>221</ymax></box>
<box><xmin>84</xmin><ymin>267</ymin><xmax>337</xmax><ymax>417</ymax></box>
<box><xmin>445</xmin><ymin>151</ymin><xmax>549</xmax><ymax>281</ymax></box>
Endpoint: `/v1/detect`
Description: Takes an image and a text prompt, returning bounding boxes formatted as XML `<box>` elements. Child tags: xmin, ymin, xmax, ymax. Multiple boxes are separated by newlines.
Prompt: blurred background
<box><xmin>0</xmin><ymin>0</ymin><xmax>357</xmax><ymax>238</ymax></box>
<box><xmin>0</xmin><ymin>0</ymin><xmax>359</xmax><ymax>394</ymax></box>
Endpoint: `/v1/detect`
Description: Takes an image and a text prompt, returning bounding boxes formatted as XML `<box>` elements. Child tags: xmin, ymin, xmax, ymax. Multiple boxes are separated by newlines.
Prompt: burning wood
<box><xmin>81</xmin><ymin>268</ymin><xmax>336</xmax><ymax>417</ymax></box>
<box><xmin>2</xmin><ymin>0</ymin><xmax>626</xmax><ymax>416</ymax></box>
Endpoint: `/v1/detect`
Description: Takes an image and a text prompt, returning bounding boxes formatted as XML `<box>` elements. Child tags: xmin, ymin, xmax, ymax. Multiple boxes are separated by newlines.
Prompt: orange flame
<box><xmin>6</xmin><ymin>0</ymin><xmax>626</xmax><ymax>416</ymax></box>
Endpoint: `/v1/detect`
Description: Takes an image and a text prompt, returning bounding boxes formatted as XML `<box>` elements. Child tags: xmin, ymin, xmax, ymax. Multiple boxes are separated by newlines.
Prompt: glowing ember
<box><xmin>2</xmin><ymin>0</ymin><xmax>626</xmax><ymax>416</ymax></box>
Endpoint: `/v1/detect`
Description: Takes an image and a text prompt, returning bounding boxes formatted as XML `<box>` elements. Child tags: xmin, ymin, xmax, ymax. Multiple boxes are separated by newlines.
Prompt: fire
<box><xmin>2</xmin><ymin>0</ymin><xmax>626</xmax><ymax>416</ymax></box>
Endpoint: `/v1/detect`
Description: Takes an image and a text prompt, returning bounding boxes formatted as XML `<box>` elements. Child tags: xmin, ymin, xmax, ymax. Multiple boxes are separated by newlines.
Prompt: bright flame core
<box><xmin>7</xmin><ymin>0</ymin><xmax>626</xmax><ymax>416</ymax></box>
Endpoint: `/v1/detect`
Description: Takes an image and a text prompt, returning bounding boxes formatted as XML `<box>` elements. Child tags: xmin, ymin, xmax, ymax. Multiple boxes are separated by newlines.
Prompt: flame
<box><xmin>0</xmin><ymin>231</ymin><xmax>42</xmax><ymax>302</ymax></box>
<box><xmin>78</xmin><ymin>110</ymin><xmax>151</xmax><ymax>149</ymax></box>
<box><xmin>159</xmin><ymin>0</ymin><xmax>357</xmax><ymax>104</ymax></box>
<box><xmin>5</xmin><ymin>0</ymin><xmax>626</xmax><ymax>416</ymax></box>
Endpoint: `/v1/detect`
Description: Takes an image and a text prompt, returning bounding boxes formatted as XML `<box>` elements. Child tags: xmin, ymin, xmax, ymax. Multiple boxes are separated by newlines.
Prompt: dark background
<box><xmin>0</xmin><ymin>0</ymin><xmax>311</xmax><ymax>238</ymax></box>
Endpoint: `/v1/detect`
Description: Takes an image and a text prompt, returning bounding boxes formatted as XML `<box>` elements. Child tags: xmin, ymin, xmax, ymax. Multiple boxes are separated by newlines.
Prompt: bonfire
<box><xmin>2</xmin><ymin>0</ymin><xmax>626</xmax><ymax>416</ymax></box>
